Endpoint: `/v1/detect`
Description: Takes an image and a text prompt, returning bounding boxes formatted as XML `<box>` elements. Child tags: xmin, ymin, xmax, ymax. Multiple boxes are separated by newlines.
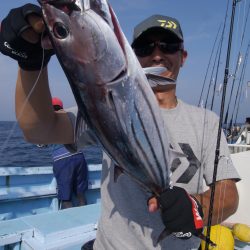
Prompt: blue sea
<box><xmin>0</xmin><ymin>121</ymin><xmax>102</xmax><ymax>167</ymax></box>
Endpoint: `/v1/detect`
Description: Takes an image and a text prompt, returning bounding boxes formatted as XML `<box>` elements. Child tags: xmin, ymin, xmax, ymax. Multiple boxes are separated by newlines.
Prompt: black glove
<box><xmin>158</xmin><ymin>186</ymin><xmax>204</xmax><ymax>239</ymax></box>
<box><xmin>0</xmin><ymin>4</ymin><xmax>54</xmax><ymax>71</ymax></box>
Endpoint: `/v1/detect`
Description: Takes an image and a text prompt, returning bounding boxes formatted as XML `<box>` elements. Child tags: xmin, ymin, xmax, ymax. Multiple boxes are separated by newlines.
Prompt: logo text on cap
<box><xmin>158</xmin><ymin>20</ymin><xmax>177</xmax><ymax>29</ymax></box>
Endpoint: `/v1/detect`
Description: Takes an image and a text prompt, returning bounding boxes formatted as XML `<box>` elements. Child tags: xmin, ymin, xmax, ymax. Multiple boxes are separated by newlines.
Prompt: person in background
<box><xmin>51</xmin><ymin>97</ymin><xmax>88</xmax><ymax>209</ymax></box>
<box><xmin>0</xmin><ymin>4</ymin><xmax>240</xmax><ymax>249</ymax></box>
<box><xmin>226</xmin><ymin>127</ymin><xmax>233</xmax><ymax>143</ymax></box>
<box><xmin>240</xmin><ymin>117</ymin><xmax>250</xmax><ymax>144</ymax></box>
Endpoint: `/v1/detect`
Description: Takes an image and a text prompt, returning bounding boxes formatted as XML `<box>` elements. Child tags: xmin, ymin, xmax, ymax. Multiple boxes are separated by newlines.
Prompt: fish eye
<box><xmin>53</xmin><ymin>22</ymin><xmax>69</xmax><ymax>39</ymax></box>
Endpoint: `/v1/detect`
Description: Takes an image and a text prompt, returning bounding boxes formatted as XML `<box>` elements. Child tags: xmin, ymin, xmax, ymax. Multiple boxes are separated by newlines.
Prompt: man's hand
<box><xmin>149</xmin><ymin>186</ymin><xmax>204</xmax><ymax>239</ymax></box>
<box><xmin>0</xmin><ymin>4</ymin><xmax>54</xmax><ymax>71</ymax></box>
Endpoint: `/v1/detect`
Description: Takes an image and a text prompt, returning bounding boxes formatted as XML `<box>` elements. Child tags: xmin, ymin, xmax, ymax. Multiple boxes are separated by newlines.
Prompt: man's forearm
<box><xmin>15</xmin><ymin>67</ymin><xmax>74</xmax><ymax>144</ymax></box>
<box><xmin>194</xmin><ymin>179</ymin><xmax>239</xmax><ymax>225</ymax></box>
<box><xmin>16</xmin><ymin>67</ymin><xmax>54</xmax><ymax>126</ymax></box>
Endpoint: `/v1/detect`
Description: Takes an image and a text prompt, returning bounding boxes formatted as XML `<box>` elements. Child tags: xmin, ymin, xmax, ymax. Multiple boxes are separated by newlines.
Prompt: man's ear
<box><xmin>181</xmin><ymin>50</ymin><xmax>188</xmax><ymax>67</ymax></box>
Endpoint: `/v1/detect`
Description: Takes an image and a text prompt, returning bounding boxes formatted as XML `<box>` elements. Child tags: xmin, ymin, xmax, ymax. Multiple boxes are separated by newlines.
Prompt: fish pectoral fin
<box><xmin>114</xmin><ymin>164</ymin><xmax>125</xmax><ymax>182</ymax></box>
<box><xmin>156</xmin><ymin>228</ymin><xmax>172</xmax><ymax>244</ymax></box>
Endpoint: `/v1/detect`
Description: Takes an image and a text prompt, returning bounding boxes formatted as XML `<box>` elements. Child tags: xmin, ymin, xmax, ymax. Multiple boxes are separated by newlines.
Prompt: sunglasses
<box><xmin>133</xmin><ymin>41</ymin><xmax>183</xmax><ymax>57</ymax></box>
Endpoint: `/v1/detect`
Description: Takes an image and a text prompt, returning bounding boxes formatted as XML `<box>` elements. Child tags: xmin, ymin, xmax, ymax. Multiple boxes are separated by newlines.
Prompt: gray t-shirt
<box><xmin>160</xmin><ymin>100</ymin><xmax>240</xmax><ymax>194</ymax></box>
<box><xmin>67</xmin><ymin>100</ymin><xmax>240</xmax><ymax>250</ymax></box>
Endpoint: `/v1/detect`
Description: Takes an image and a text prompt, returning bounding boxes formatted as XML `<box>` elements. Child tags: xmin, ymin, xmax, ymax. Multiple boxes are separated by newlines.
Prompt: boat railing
<box><xmin>228</xmin><ymin>143</ymin><xmax>250</xmax><ymax>154</ymax></box>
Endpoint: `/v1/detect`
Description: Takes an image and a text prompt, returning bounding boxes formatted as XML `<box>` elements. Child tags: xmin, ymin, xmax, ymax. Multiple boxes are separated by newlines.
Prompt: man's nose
<box><xmin>151</xmin><ymin>46</ymin><xmax>165</xmax><ymax>63</ymax></box>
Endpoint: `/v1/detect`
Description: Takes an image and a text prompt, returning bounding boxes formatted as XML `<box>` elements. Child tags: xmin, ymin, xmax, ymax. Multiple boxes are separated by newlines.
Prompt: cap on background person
<box><xmin>131</xmin><ymin>14</ymin><xmax>183</xmax><ymax>47</ymax></box>
<box><xmin>52</xmin><ymin>97</ymin><xmax>63</xmax><ymax>111</ymax></box>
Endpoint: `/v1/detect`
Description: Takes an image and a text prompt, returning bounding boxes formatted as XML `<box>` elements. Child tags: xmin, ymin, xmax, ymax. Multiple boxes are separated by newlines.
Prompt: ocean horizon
<box><xmin>0</xmin><ymin>121</ymin><xmax>102</xmax><ymax>167</ymax></box>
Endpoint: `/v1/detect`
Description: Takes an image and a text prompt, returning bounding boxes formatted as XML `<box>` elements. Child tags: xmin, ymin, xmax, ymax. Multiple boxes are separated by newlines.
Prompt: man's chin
<box><xmin>152</xmin><ymin>84</ymin><xmax>176</xmax><ymax>92</ymax></box>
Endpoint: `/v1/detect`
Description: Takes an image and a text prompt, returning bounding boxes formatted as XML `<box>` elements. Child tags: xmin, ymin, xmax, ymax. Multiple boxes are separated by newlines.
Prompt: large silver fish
<box><xmin>39</xmin><ymin>0</ymin><xmax>176</xmax><ymax>196</ymax></box>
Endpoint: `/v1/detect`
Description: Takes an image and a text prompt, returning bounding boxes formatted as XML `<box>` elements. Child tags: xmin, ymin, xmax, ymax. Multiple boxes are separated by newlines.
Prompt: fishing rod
<box><xmin>204</xmin><ymin>36</ymin><xmax>223</xmax><ymax>109</ymax></box>
<box><xmin>223</xmin><ymin>52</ymin><xmax>242</xmax><ymax>126</ymax></box>
<box><xmin>198</xmin><ymin>0</ymin><xmax>230</xmax><ymax>108</ymax></box>
<box><xmin>224</xmin><ymin>1</ymin><xmax>250</xmax><ymax>126</ymax></box>
<box><xmin>197</xmin><ymin>24</ymin><xmax>222</xmax><ymax>107</ymax></box>
<box><xmin>204</xmin><ymin>41</ymin><xmax>221</xmax><ymax>108</ymax></box>
<box><xmin>232</xmin><ymin>42</ymin><xmax>250</xmax><ymax>126</ymax></box>
<box><xmin>205</xmin><ymin>0</ymin><xmax>239</xmax><ymax>249</ymax></box>
<box><xmin>204</xmin><ymin>0</ymin><xmax>230</xmax><ymax>110</ymax></box>
<box><xmin>210</xmin><ymin>36</ymin><xmax>224</xmax><ymax>110</ymax></box>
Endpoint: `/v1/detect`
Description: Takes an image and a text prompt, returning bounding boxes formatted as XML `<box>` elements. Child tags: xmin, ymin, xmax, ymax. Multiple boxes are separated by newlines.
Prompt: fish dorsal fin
<box><xmin>143</xmin><ymin>67</ymin><xmax>176</xmax><ymax>87</ymax></box>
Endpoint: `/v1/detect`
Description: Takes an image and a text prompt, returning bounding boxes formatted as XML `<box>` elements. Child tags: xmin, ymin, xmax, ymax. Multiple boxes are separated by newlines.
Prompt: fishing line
<box><xmin>239</xmin><ymin>0</ymin><xmax>249</xmax><ymax>48</ymax></box>
<box><xmin>209</xmin><ymin>0</ymin><xmax>232</xmax><ymax>111</ymax></box>
<box><xmin>197</xmin><ymin>24</ymin><xmax>222</xmax><ymax>107</ymax></box>
<box><xmin>233</xmin><ymin>43</ymin><xmax>250</xmax><ymax>125</ymax></box>
<box><xmin>224</xmin><ymin>0</ymin><xmax>250</xmax><ymax>126</ymax></box>
<box><xmin>198</xmin><ymin>1</ymin><xmax>229</xmax><ymax>224</ymax></box>
<box><xmin>230</xmin><ymin>0</ymin><xmax>240</xmax><ymax>71</ymax></box>
<box><xmin>209</xmin><ymin>1</ymin><xmax>247</xmax><ymax>235</ymax></box>
<box><xmin>205</xmin><ymin>1</ymin><xmax>238</xmax><ymax>249</ymax></box>
<box><xmin>0</xmin><ymin>32</ymin><xmax>46</xmax><ymax>161</ymax></box>
<box><xmin>215</xmin><ymin>159</ymin><xmax>229</xmax><ymax>225</ymax></box>
<box><xmin>203</xmin><ymin>30</ymin><xmax>222</xmax><ymax>109</ymax></box>
<box><xmin>198</xmin><ymin>1</ymin><xmax>232</xmax><ymax>247</ymax></box>
<box><xmin>203</xmin><ymin>0</ymin><xmax>229</xmax><ymax>110</ymax></box>
<box><xmin>229</xmin><ymin>41</ymin><xmax>250</xmax><ymax>126</ymax></box>
<box><xmin>209</xmin><ymin>36</ymin><xmax>224</xmax><ymax>110</ymax></box>
<box><xmin>231</xmin><ymin>0</ymin><xmax>250</xmax><ymax>123</ymax></box>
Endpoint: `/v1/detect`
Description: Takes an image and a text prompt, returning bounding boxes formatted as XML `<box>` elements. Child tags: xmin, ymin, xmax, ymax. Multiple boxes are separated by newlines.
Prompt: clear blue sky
<box><xmin>0</xmin><ymin>0</ymin><xmax>250</xmax><ymax>122</ymax></box>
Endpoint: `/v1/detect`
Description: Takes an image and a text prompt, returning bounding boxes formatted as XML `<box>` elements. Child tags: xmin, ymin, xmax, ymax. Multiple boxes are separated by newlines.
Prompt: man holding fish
<box><xmin>0</xmin><ymin>1</ymin><xmax>240</xmax><ymax>249</ymax></box>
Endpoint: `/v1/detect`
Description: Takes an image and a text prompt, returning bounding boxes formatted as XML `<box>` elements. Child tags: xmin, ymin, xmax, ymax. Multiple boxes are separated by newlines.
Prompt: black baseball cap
<box><xmin>132</xmin><ymin>15</ymin><xmax>183</xmax><ymax>47</ymax></box>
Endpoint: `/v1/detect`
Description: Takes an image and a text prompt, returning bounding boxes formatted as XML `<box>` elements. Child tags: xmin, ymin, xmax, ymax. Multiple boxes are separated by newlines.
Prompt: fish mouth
<box><xmin>39</xmin><ymin>0</ymin><xmax>81</xmax><ymax>14</ymax></box>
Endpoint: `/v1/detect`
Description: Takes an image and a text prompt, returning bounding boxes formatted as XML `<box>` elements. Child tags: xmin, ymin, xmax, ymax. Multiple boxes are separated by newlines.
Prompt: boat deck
<box><xmin>0</xmin><ymin>203</ymin><xmax>100</xmax><ymax>250</ymax></box>
<box><xmin>0</xmin><ymin>164</ymin><xmax>102</xmax><ymax>249</ymax></box>
<box><xmin>0</xmin><ymin>150</ymin><xmax>250</xmax><ymax>249</ymax></box>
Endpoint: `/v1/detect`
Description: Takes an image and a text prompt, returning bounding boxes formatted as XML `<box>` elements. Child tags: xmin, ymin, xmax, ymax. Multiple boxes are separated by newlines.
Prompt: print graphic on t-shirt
<box><xmin>171</xmin><ymin>143</ymin><xmax>201</xmax><ymax>184</ymax></box>
<box><xmin>171</xmin><ymin>158</ymin><xmax>181</xmax><ymax>172</ymax></box>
